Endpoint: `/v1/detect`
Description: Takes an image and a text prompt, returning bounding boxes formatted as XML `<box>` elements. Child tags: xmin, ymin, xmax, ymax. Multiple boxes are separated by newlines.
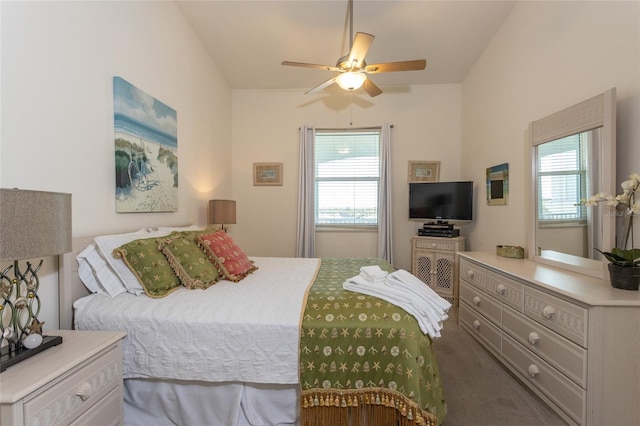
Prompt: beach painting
<box><xmin>113</xmin><ymin>77</ymin><xmax>178</xmax><ymax>212</ymax></box>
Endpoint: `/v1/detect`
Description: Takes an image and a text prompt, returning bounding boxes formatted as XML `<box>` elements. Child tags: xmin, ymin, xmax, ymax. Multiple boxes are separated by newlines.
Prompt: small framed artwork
<box><xmin>408</xmin><ymin>161</ymin><xmax>440</xmax><ymax>183</ymax></box>
<box><xmin>253</xmin><ymin>162</ymin><xmax>283</xmax><ymax>186</ymax></box>
<box><xmin>487</xmin><ymin>163</ymin><xmax>509</xmax><ymax>205</ymax></box>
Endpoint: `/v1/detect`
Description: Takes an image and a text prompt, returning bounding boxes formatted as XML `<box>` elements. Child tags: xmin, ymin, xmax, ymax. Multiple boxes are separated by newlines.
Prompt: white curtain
<box><xmin>296</xmin><ymin>125</ymin><xmax>315</xmax><ymax>258</ymax></box>
<box><xmin>378</xmin><ymin>123</ymin><xmax>393</xmax><ymax>264</ymax></box>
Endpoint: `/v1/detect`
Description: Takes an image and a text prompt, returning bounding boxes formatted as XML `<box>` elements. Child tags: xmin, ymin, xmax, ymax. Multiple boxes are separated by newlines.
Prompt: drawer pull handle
<box><xmin>473</xmin><ymin>320</ymin><xmax>481</xmax><ymax>330</ymax></box>
<box><xmin>75</xmin><ymin>382</ymin><xmax>93</xmax><ymax>401</ymax></box>
<box><xmin>528</xmin><ymin>364</ymin><xmax>540</xmax><ymax>378</ymax></box>
<box><xmin>542</xmin><ymin>305</ymin><xmax>556</xmax><ymax>319</ymax></box>
<box><xmin>497</xmin><ymin>284</ymin><xmax>506</xmax><ymax>295</ymax></box>
<box><xmin>431</xmin><ymin>243</ymin><xmax>437</xmax><ymax>248</ymax></box>
<box><xmin>467</xmin><ymin>270</ymin><xmax>474</xmax><ymax>279</ymax></box>
<box><xmin>473</xmin><ymin>296</ymin><xmax>481</xmax><ymax>306</ymax></box>
<box><xmin>528</xmin><ymin>332</ymin><xmax>540</xmax><ymax>345</ymax></box>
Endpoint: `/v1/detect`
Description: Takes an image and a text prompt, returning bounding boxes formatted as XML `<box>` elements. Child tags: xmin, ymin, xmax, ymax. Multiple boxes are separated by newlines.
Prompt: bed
<box><xmin>58</xmin><ymin>227</ymin><xmax>448</xmax><ymax>425</ymax></box>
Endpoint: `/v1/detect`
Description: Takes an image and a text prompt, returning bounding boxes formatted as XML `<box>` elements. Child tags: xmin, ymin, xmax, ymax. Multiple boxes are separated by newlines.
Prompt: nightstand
<box><xmin>0</xmin><ymin>329</ymin><xmax>126</xmax><ymax>425</ymax></box>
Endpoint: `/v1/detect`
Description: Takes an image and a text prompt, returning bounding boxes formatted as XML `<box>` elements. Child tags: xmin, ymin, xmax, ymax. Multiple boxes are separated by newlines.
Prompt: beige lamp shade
<box><xmin>208</xmin><ymin>200</ymin><xmax>236</xmax><ymax>226</ymax></box>
<box><xmin>0</xmin><ymin>188</ymin><xmax>72</xmax><ymax>261</ymax></box>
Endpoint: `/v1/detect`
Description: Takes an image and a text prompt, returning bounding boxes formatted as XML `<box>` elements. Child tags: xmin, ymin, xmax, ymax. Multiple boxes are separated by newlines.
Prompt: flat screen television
<box><xmin>409</xmin><ymin>181</ymin><xmax>473</xmax><ymax>222</ymax></box>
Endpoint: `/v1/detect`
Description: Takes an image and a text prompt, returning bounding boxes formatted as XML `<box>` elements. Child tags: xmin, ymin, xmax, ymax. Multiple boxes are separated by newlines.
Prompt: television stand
<box><xmin>411</xmin><ymin>235</ymin><xmax>465</xmax><ymax>306</ymax></box>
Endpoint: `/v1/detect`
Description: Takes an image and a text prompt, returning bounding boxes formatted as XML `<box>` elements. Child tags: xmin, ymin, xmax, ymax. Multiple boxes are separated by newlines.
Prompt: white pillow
<box><xmin>77</xmin><ymin>248</ymin><xmax>105</xmax><ymax>294</ymax></box>
<box><xmin>155</xmin><ymin>225</ymin><xmax>203</xmax><ymax>233</ymax></box>
<box><xmin>93</xmin><ymin>229</ymin><xmax>154</xmax><ymax>295</ymax></box>
<box><xmin>77</xmin><ymin>229</ymin><xmax>149</xmax><ymax>296</ymax></box>
<box><xmin>77</xmin><ymin>241</ymin><xmax>130</xmax><ymax>297</ymax></box>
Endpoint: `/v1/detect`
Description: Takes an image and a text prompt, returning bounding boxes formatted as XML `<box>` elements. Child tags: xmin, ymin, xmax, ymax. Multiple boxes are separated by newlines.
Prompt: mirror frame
<box><xmin>528</xmin><ymin>88</ymin><xmax>616</xmax><ymax>279</ymax></box>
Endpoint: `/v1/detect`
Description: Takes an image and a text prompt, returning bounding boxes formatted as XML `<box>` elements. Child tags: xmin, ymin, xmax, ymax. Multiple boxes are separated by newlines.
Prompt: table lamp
<box><xmin>208</xmin><ymin>200</ymin><xmax>236</xmax><ymax>232</ymax></box>
<box><xmin>0</xmin><ymin>188</ymin><xmax>72</xmax><ymax>372</ymax></box>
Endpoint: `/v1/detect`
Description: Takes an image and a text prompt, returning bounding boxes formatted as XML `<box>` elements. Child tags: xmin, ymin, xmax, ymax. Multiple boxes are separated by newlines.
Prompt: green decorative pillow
<box><xmin>159</xmin><ymin>234</ymin><xmax>220</xmax><ymax>290</ymax></box>
<box><xmin>113</xmin><ymin>236</ymin><xmax>181</xmax><ymax>298</ymax></box>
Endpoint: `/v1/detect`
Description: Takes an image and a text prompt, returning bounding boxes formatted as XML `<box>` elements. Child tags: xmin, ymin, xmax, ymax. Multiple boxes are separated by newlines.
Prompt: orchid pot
<box><xmin>583</xmin><ymin>173</ymin><xmax>640</xmax><ymax>291</ymax></box>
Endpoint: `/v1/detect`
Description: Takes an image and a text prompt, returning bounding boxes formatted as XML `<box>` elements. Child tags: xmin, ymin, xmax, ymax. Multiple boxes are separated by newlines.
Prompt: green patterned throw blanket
<box><xmin>300</xmin><ymin>258</ymin><xmax>446</xmax><ymax>426</ymax></box>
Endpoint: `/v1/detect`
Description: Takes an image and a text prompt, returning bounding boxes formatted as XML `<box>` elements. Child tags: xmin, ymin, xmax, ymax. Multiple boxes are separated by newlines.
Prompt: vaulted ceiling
<box><xmin>177</xmin><ymin>1</ymin><xmax>516</xmax><ymax>92</ymax></box>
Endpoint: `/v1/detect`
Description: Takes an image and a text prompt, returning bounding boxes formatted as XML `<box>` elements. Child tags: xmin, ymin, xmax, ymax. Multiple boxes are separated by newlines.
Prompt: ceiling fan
<box><xmin>281</xmin><ymin>0</ymin><xmax>426</xmax><ymax>97</ymax></box>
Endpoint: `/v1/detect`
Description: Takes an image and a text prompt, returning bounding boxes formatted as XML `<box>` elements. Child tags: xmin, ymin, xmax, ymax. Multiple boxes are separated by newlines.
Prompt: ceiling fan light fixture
<box><xmin>335</xmin><ymin>72</ymin><xmax>366</xmax><ymax>91</ymax></box>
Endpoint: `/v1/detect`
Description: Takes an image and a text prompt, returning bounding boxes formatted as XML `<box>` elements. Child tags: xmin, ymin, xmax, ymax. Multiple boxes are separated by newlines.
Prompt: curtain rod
<box><xmin>301</xmin><ymin>125</ymin><xmax>394</xmax><ymax>131</ymax></box>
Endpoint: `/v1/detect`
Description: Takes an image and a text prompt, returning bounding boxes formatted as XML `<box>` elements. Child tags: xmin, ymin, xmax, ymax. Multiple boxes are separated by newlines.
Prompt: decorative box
<box><xmin>496</xmin><ymin>245</ymin><xmax>524</xmax><ymax>259</ymax></box>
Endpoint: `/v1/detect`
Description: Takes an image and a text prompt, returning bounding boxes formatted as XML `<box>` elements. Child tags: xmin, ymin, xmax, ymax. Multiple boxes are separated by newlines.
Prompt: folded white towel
<box><xmin>359</xmin><ymin>265</ymin><xmax>388</xmax><ymax>283</ymax></box>
<box><xmin>343</xmin><ymin>269</ymin><xmax>451</xmax><ymax>338</ymax></box>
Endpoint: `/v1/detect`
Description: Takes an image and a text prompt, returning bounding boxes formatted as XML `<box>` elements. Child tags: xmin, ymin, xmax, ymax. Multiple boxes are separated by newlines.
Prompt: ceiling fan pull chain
<box><xmin>350</xmin><ymin>92</ymin><xmax>354</xmax><ymax>126</ymax></box>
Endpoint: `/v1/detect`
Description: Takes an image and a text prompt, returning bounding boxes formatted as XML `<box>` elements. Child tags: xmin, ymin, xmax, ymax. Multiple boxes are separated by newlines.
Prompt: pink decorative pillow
<box><xmin>197</xmin><ymin>230</ymin><xmax>257</xmax><ymax>282</ymax></box>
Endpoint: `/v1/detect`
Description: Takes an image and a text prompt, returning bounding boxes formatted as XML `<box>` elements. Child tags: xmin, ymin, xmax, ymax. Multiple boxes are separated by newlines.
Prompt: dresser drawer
<box><xmin>502</xmin><ymin>305</ymin><xmax>587</xmax><ymax>387</ymax></box>
<box><xmin>460</xmin><ymin>302</ymin><xmax>501</xmax><ymax>356</ymax></box>
<box><xmin>486</xmin><ymin>270</ymin><xmax>524</xmax><ymax>312</ymax></box>
<box><xmin>459</xmin><ymin>281</ymin><xmax>501</xmax><ymax>326</ymax></box>
<box><xmin>23</xmin><ymin>344</ymin><xmax>122</xmax><ymax>425</ymax></box>
<box><xmin>502</xmin><ymin>334</ymin><xmax>586</xmax><ymax>425</ymax></box>
<box><xmin>524</xmin><ymin>287</ymin><xmax>588</xmax><ymax>347</ymax></box>
<box><xmin>459</xmin><ymin>258</ymin><xmax>487</xmax><ymax>290</ymax></box>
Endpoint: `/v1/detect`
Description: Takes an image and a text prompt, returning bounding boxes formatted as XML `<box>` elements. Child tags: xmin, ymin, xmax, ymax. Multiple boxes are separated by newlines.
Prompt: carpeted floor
<box><xmin>432</xmin><ymin>307</ymin><xmax>567</xmax><ymax>425</ymax></box>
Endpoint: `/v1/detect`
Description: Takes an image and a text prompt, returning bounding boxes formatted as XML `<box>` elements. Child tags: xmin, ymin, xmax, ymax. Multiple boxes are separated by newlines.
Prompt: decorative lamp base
<box><xmin>0</xmin><ymin>335</ymin><xmax>63</xmax><ymax>372</ymax></box>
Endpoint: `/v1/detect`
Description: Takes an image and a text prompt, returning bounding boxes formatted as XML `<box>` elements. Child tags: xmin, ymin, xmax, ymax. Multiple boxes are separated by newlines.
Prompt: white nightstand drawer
<box><xmin>502</xmin><ymin>334</ymin><xmax>586</xmax><ymax>425</ymax></box>
<box><xmin>460</xmin><ymin>281</ymin><xmax>501</xmax><ymax>326</ymax></box>
<box><xmin>459</xmin><ymin>258</ymin><xmax>486</xmax><ymax>290</ymax></box>
<box><xmin>460</xmin><ymin>302</ymin><xmax>502</xmax><ymax>356</ymax></box>
<box><xmin>23</xmin><ymin>344</ymin><xmax>122</xmax><ymax>425</ymax></box>
<box><xmin>486</xmin><ymin>270</ymin><xmax>524</xmax><ymax>312</ymax></box>
<box><xmin>69</xmin><ymin>385</ymin><xmax>122</xmax><ymax>426</ymax></box>
<box><xmin>524</xmin><ymin>287</ymin><xmax>588</xmax><ymax>347</ymax></box>
<box><xmin>502</xmin><ymin>305</ymin><xmax>587</xmax><ymax>387</ymax></box>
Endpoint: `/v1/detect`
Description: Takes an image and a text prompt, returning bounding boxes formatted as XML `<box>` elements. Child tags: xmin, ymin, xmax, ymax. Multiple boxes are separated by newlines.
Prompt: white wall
<box><xmin>231</xmin><ymin>85</ymin><xmax>462</xmax><ymax>271</ymax></box>
<box><xmin>0</xmin><ymin>1</ymin><xmax>232</xmax><ymax>328</ymax></box>
<box><xmin>461</xmin><ymin>0</ymin><xmax>640</xmax><ymax>253</ymax></box>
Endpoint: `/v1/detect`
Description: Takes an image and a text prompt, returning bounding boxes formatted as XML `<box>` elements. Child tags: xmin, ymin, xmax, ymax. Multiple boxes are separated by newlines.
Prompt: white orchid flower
<box><xmin>583</xmin><ymin>192</ymin><xmax>606</xmax><ymax>206</ymax></box>
<box><xmin>621</xmin><ymin>179</ymin><xmax>636</xmax><ymax>192</ymax></box>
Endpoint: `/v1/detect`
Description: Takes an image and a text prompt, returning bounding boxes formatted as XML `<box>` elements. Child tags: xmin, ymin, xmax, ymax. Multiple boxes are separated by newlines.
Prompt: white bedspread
<box><xmin>74</xmin><ymin>257</ymin><xmax>320</xmax><ymax>384</ymax></box>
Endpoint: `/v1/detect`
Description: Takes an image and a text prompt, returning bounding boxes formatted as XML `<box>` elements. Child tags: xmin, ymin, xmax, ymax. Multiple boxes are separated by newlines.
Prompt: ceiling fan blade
<box><xmin>282</xmin><ymin>61</ymin><xmax>340</xmax><ymax>72</ymax></box>
<box><xmin>362</xmin><ymin>78</ymin><xmax>382</xmax><ymax>97</ymax></box>
<box><xmin>347</xmin><ymin>32</ymin><xmax>374</xmax><ymax>69</ymax></box>
<box><xmin>365</xmin><ymin>59</ymin><xmax>427</xmax><ymax>74</ymax></box>
<box><xmin>305</xmin><ymin>77</ymin><xmax>337</xmax><ymax>95</ymax></box>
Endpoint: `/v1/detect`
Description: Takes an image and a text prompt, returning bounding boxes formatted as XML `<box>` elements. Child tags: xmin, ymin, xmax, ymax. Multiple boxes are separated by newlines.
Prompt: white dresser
<box><xmin>0</xmin><ymin>330</ymin><xmax>126</xmax><ymax>426</ymax></box>
<box><xmin>458</xmin><ymin>252</ymin><xmax>640</xmax><ymax>426</ymax></box>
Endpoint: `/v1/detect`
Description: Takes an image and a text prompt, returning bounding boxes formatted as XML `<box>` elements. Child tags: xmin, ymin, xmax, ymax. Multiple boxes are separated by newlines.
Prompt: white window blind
<box><xmin>537</xmin><ymin>133</ymin><xmax>587</xmax><ymax>221</ymax></box>
<box><xmin>315</xmin><ymin>130</ymin><xmax>380</xmax><ymax>226</ymax></box>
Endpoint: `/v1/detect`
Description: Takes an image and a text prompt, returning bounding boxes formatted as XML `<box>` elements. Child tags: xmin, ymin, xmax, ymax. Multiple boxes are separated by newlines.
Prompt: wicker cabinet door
<box><xmin>415</xmin><ymin>252</ymin><xmax>434</xmax><ymax>287</ymax></box>
<box><xmin>433</xmin><ymin>252</ymin><xmax>455</xmax><ymax>299</ymax></box>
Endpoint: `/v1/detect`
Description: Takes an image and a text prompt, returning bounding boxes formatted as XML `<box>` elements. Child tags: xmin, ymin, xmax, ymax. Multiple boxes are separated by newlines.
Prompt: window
<box><xmin>537</xmin><ymin>133</ymin><xmax>588</xmax><ymax>222</ymax></box>
<box><xmin>315</xmin><ymin>130</ymin><xmax>380</xmax><ymax>227</ymax></box>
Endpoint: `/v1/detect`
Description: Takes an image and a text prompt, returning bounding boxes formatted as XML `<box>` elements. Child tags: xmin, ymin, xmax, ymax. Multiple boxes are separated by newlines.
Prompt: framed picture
<box><xmin>113</xmin><ymin>77</ymin><xmax>178</xmax><ymax>213</ymax></box>
<box><xmin>487</xmin><ymin>163</ymin><xmax>509</xmax><ymax>205</ymax></box>
<box><xmin>253</xmin><ymin>162</ymin><xmax>283</xmax><ymax>186</ymax></box>
<box><xmin>408</xmin><ymin>161</ymin><xmax>440</xmax><ymax>183</ymax></box>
